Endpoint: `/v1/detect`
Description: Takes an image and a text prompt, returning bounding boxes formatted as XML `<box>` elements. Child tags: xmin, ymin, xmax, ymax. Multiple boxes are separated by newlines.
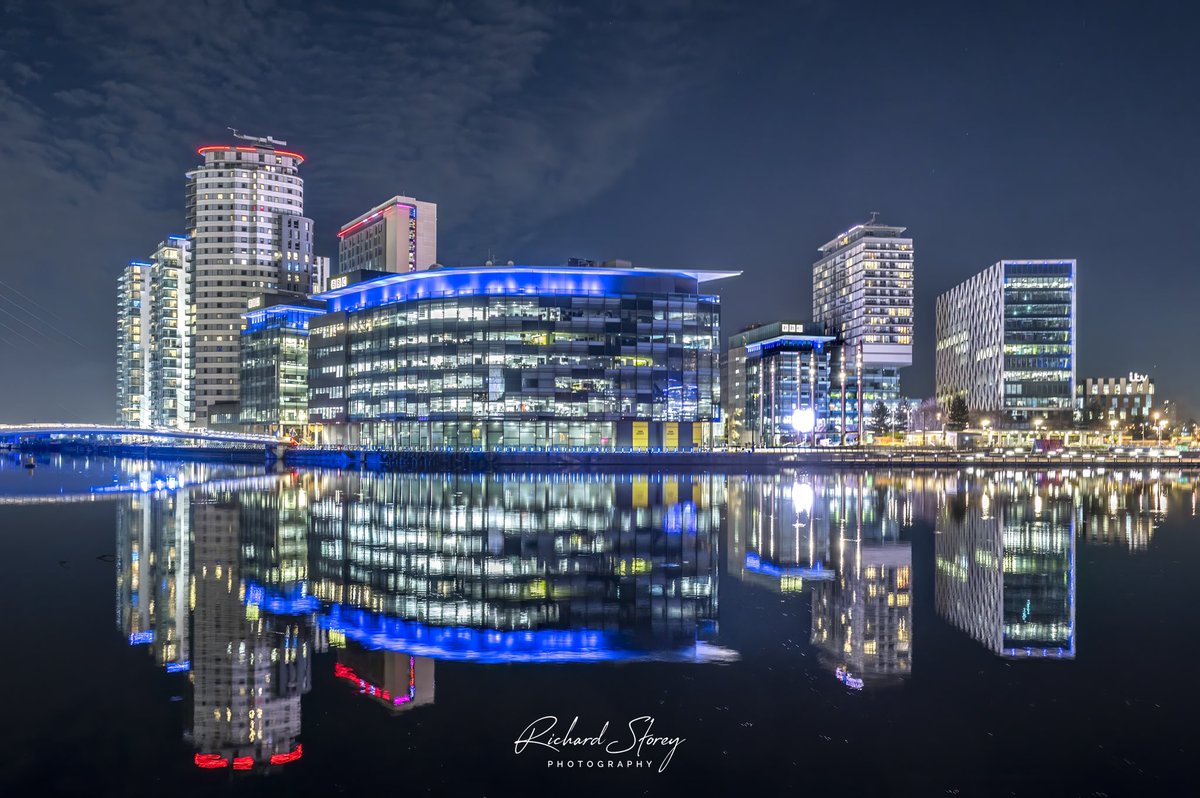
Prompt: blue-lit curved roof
<box><xmin>313</xmin><ymin>264</ymin><xmax>741</xmax><ymax>314</ymax></box>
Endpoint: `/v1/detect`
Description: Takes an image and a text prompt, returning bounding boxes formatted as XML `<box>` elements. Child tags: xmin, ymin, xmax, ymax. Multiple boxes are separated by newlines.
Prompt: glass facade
<box><xmin>936</xmin><ymin>259</ymin><xmax>1076</xmax><ymax>424</ymax></box>
<box><xmin>813</xmin><ymin>219</ymin><xmax>914</xmax><ymax>402</ymax></box>
<box><xmin>1002</xmin><ymin>261</ymin><xmax>1075</xmax><ymax>414</ymax></box>
<box><xmin>308</xmin><ymin>266</ymin><xmax>731</xmax><ymax>449</ymax></box>
<box><xmin>116</xmin><ymin>260</ymin><xmax>151</xmax><ymax>426</ymax></box>
<box><xmin>239</xmin><ymin>297</ymin><xmax>326</xmax><ymax>436</ymax></box>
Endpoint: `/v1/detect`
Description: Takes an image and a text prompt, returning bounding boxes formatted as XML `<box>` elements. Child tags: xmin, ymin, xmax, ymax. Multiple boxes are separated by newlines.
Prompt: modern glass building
<box><xmin>307</xmin><ymin>263</ymin><xmax>737</xmax><ymax>449</ymax></box>
<box><xmin>935</xmin><ymin>259</ymin><xmax>1076</xmax><ymax>426</ymax></box>
<box><xmin>116</xmin><ymin>260</ymin><xmax>151</xmax><ymax>426</ymax></box>
<box><xmin>813</xmin><ymin>217</ymin><xmax>914</xmax><ymax>404</ymax></box>
<box><xmin>239</xmin><ymin>293</ymin><xmax>327</xmax><ymax>437</ymax></box>
<box><xmin>722</xmin><ymin>321</ymin><xmax>860</xmax><ymax>446</ymax></box>
<box><xmin>149</xmin><ymin>237</ymin><xmax>192</xmax><ymax>428</ymax></box>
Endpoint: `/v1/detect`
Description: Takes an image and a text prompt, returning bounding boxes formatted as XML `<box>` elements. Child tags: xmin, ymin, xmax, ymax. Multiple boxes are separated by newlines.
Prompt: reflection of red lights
<box><xmin>270</xmin><ymin>744</ymin><xmax>303</xmax><ymax>765</ymax></box>
<box><xmin>232</xmin><ymin>756</ymin><xmax>253</xmax><ymax>771</ymax></box>
<box><xmin>194</xmin><ymin>753</ymin><xmax>228</xmax><ymax>769</ymax></box>
<box><xmin>333</xmin><ymin>662</ymin><xmax>392</xmax><ymax>701</ymax></box>
<box><xmin>334</xmin><ymin>659</ymin><xmax>416</xmax><ymax>705</ymax></box>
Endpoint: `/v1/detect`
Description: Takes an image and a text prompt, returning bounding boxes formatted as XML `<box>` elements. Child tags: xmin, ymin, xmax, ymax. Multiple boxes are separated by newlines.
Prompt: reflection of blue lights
<box><xmin>129</xmin><ymin>631</ymin><xmax>154</xmax><ymax>645</ymax></box>
<box><xmin>663</xmin><ymin>502</ymin><xmax>698</xmax><ymax>536</ymax></box>
<box><xmin>243</xmin><ymin>581</ymin><xmax>320</xmax><ymax>615</ymax></box>
<box><xmin>166</xmin><ymin>661</ymin><xmax>191</xmax><ymax>673</ymax></box>
<box><xmin>324</xmin><ymin>605</ymin><xmax>648</xmax><ymax>663</ymax></box>
<box><xmin>743</xmin><ymin>553</ymin><xmax>833</xmax><ymax>581</ymax></box>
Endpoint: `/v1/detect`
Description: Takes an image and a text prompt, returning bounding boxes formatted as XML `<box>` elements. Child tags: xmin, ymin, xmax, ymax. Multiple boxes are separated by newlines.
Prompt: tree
<box><xmin>892</xmin><ymin>403</ymin><xmax>910</xmax><ymax>434</ymax></box>
<box><xmin>869</xmin><ymin>401</ymin><xmax>890</xmax><ymax>436</ymax></box>
<box><xmin>946</xmin><ymin>396</ymin><xmax>969</xmax><ymax>431</ymax></box>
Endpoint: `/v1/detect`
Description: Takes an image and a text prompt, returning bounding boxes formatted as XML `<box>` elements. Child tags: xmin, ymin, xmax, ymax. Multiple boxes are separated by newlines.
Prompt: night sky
<box><xmin>1</xmin><ymin>0</ymin><xmax>1197</xmax><ymax>423</ymax></box>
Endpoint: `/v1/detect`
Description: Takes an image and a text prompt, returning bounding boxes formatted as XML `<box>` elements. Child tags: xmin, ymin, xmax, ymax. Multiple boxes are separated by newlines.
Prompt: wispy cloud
<box><xmin>0</xmin><ymin>0</ymin><xmax>743</xmax><ymax>420</ymax></box>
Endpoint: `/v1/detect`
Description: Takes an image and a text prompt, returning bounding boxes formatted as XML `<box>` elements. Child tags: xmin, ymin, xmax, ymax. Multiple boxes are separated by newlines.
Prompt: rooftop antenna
<box><xmin>868</xmin><ymin>211</ymin><xmax>880</xmax><ymax>224</ymax></box>
<box><xmin>227</xmin><ymin>127</ymin><xmax>288</xmax><ymax>148</ymax></box>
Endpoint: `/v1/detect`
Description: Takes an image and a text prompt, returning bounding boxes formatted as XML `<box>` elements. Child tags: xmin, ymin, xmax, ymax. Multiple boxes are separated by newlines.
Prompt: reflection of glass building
<box><xmin>189</xmin><ymin>489</ymin><xmax>309</xmax><ymax>771</ymax></box>
<box><xmin>306</xmin><ymin>264</ymin><xmax>737</xmax><ymax>449</ymax></box>
<box><xmin>935</xmin><ymin>260</ymin><xmax>1076</xmax><ymax>425</ymax></box>
<box><xmin>303</xmin><ymin>472</ymin><xmax>723</xmax><ymax>660</ymax></box>
<box><xmin>239</xmin><ymin>294</ymin><xmax>327</xmax><ymax>437</ymax></box>
<box><xmin>332</xmin><ymin>642</ymin><xmax>436</xmax><ymax>713</ymax></box>
<box><xmin>935</xmin><ymin>483</ymin><xmax>1075</xmax><ymax>658</ymax></box>
<box><xmin>725</xmin><ymin>472</ymin><xmax>914</xmax><ymax>686</ymax></box>
<box><xmin>116</xmin><ymin>493</ymin><xmax>191</xmax><ymax>671</ymax></box>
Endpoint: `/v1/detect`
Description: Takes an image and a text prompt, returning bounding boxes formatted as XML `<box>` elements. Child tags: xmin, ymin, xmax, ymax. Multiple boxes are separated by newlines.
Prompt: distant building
<box><xmin>311</xmin><ymin>255</ymin><xmax>331</xmax><ymax>295</ymax></box>
<box><xmin>239</xmin><ymin>293</ymin><xmax>327</xmax><ymax>437</ymax></box>
<box><xmin>186</xmin><ymin>133</ymin><xmax>313</xmax><ymax>426</ymax></box>
<box><xmin>307</xmin><ymin>262</ymin><xmax>736</xmax><ymax>449</ymax></box>
<box><xmin>722</xmin><ymin>321</ymin><xmax>859</xmax><ymax>446</ymax></box>
<box><xmin>117</xmin><ymin>260</ymin><xmax>151</xmax><ymax>426</ymax></box>
<box><xmin>148</xmin><ymin>237</ymin><xmax>192</xmax><ymax>428</ymax></box>
<box><xmin>813</xmin><ymin>217</ymin><xmax>914</xmax><ymax>404</ymax></box>
<box><xmin>337</xmin><ymin>195</ymin><xmax>437</xmax><ymax>275</ymax></box>
<box><xmin>935</xmin><ymin>260</ymin><xmax>1076</xmax><ymax>426</ymax></box>
<box><xmin>1076</xmin><ymin>373</ymin><xmax>1155</xmax><ymax>426</ymax></box>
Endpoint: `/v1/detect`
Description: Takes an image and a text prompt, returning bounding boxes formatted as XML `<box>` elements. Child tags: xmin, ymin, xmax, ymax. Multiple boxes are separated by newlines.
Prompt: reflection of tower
<box><xmin>332</xmin><ymin>640</ymin><xmax>435</xmax><ymax>713</ymax></box>
<box><xmin>190</xmin><ymin>488</ymin><xmax>307</xmax><ymax>770</ymax></box>
<box><xmin>807</xmin><ymin>473</ymin><xmax>913</xmax><ymax>686</ymax></box>
<box><xmin>116</xmin><ymin>493</ymin><xmax>191</xmax><ymax>672</ymax></box>
<box><xmin>935</xmin><ymin>483</ymin><xmax>1075</xmax><ymax>659</ymax></box>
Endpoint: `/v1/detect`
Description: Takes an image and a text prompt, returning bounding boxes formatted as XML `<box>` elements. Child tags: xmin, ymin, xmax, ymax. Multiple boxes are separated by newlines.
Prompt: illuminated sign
<box><xmin>663</xmin><ymin>422</ymin><xmax>679</xmax><ymax>451</ymax></box>
<box><xmin>631</xmin><ymin>422</ymin><xmax>649</xmax><ymax>450</ymax></box>
<box><xmin>246</xmin><ymin>297</ymin><xmax>261</xmax><ymax>309</ymax></box>
<box><xmin>270</xmin><ymin>745</ymin><xmax>303</xmax><ymax>765</ymax></box>
<box><xmin>329</xmin><ymin>275</ymin><xmax>349</xmax><ymax>290</ymax></box>
<box><xmin>129</xmin><ymin>631</ymin><xmax>155</xmax><ymax>645</ymax></box>
<box><xmin>1128</xmin><ymin>372</ymin><xmax>1149</xmax><ymax>383</ymax></box>
<box><xmin>166</xmin><ymin>660</ymin><xmax>191</xmax><ymax>673</ymax></box>
<box><xmin>835</xmin><ymin>667</ymin><xmax>864</xmax><ymax>690</ymax></box>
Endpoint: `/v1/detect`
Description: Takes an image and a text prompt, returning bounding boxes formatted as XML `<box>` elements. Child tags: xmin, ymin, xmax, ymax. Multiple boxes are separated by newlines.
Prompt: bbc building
<box><xmin>306</xmin><ymin>262</ymin><xmax>738</xmax><ymax>450</ymax></box>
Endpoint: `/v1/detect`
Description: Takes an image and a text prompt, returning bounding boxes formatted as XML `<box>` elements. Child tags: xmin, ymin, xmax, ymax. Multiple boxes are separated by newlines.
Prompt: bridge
<box><xmin>0</xmin><ymin>423</ymin><xmax>283</xmax><ymax>448</ymax></box>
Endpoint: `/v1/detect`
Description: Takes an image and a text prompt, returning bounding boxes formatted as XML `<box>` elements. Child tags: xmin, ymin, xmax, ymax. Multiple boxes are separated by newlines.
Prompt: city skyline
<box><xmin>2</xmin><ymin>1</ymin><xmax>1198</xmax><ymax>423</ymax></box>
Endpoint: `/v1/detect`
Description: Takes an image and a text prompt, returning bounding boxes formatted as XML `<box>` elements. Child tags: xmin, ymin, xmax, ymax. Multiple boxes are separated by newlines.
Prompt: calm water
<box><xmin>1</xmin><ymin>452</ymin><xmax>1196</xmax><ymax>797</ymax></box>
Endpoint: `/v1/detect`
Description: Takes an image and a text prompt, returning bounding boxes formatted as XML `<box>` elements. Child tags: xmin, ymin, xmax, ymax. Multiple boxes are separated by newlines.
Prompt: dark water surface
<box><xmin>0</xmin><ymin>453</ymin><xmax>1195</xmax><ymax>797</ymax></box>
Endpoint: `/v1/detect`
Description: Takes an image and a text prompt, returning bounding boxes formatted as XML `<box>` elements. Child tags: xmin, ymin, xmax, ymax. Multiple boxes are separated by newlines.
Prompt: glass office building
<box><xmin>308</xmin><ymin>264</ymin><xmax>737</xmax><ymax>449</ymax></box>
<box><xmin>239</xmin><ymin>294</ymin><xmax>327</xmax><ymax>437</ymax></box>
<box><xmin>722</xmin><ymin>322</ymin><xmax>860</xmax><ymax>446</ymax></box>
<box><xmin>935</xmin><ymin>260</ymin><xmax>1076</xmax><ymax>425</ymax></box>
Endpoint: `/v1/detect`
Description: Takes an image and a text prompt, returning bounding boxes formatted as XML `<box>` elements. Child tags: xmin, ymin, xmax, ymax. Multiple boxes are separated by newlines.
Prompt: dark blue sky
<box><xmin>0</xmin><ymin>0</ymin><xmax>1197</xmax><ymax>422</ymax></box>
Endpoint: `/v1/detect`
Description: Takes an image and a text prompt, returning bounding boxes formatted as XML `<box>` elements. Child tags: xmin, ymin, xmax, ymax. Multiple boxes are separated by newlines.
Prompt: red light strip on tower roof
<box><xmin>196</xmin><ymin>145</ymin><xmax>305</xmax><ymax>164</ymax></box>
<box><xmin>337</xmin><ymin>201</ymin><xmax>416</xmax><ymax>238</ymax></box>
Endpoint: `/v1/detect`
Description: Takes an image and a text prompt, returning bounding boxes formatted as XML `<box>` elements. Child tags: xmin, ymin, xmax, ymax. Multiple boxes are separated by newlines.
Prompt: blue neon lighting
<box><xmin>166</xmin><ymin>660</ymin><xmax>191</xmax><ymax>673</ymax></box>
<box><xmin>242</xmin><ymin>305</ymin><xmax>326</xmax><ymax>335</ymax></box>
<box><xmin>743</xmin><ymin>553</ymin><xmax>833</xmax><ymax>581</ymax></box>
<box><xmin>244</xmin><ymin>581</ymin><xmax>321</xmax><ymax>615</ymax></box>
<box><xmin>314</xmin><ymin>266</ymin><xmax>736</xmax><ymax>314</ymax></box>
<box><xmin>129</xmin><ymin>631</ymin><xmax>155</xmax><ymax>645</ymax></box>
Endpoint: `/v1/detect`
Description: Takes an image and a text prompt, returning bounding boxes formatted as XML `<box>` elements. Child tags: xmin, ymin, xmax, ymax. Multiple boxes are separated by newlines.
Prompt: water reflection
<box><xmin>935</xmin><ymin>476</ymin><xmax>1076</xmax><ymax>659</ymax></box>
<box><xmin>104</xmin><ymin>465</ymin><xmax>1199</xmax><ymax>774</ymax></box>
<box><xmin>116</xmin><ymin>471</ymin><xmax>728</xmax><ymax>772</ymax></box>
<box><xmin>727</xmin><ymin>473</ymin><xmax>914</xmax><ymax>687</ymax></box>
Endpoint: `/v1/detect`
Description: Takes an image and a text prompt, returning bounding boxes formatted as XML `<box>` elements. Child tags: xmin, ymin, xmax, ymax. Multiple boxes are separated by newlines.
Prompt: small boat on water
<box><xmin>23</xmin><ymin>455</ymin><xmax>36</xmax><ymax>469</ymax></box>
